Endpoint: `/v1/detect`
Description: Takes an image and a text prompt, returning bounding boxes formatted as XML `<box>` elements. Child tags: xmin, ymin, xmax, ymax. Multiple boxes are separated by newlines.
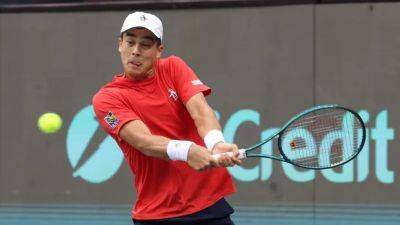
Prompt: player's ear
<box><xmin>118</xmin><ymin>36</ymin><xmax>123</xmax><ymax>53</ymax></box>
<box><xmin>156</xmin><ymin>44</ymin><xmax>164</xmax><ymax>58</ymax></box>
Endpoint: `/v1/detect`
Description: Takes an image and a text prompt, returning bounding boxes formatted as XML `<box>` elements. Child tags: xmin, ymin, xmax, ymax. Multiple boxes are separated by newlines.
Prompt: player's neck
<box><xmin>124</xmin><ymin>69</ymin><xmax>155</xmax><ymax>81</ymax></box>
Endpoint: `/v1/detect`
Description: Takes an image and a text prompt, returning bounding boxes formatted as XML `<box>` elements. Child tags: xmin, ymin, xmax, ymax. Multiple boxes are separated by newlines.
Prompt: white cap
<box><xmin>120</xmin><ymin>12</ymin><xmax>163</xmax><ymax>42</ymax></box>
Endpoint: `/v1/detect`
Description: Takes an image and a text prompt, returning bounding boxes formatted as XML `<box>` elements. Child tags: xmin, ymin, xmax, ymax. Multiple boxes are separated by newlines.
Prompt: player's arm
<box><xmin>120</xmin><ymin>120</ymin><xmax>169</xmax><ymax>159</ymax></box>
<box><xmin>119</xmin><ymin>119</ymin><xmax>217</xmax><ymax>171</ymax></box>
<box><xmin>186</xmin><ymin>93</ymin><xmax>241</xmax><ymax>166</ymax></box>
<box><xmin>185</xmin><ymin>92</ymin><xmax>221</xmax><ymax>138</ymax></box>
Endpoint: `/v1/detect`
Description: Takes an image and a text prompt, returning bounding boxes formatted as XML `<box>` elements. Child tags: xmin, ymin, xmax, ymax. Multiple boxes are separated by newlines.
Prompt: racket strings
<box><xmin>288</xmin><ymin>111</ymin><xmax>344</xmax><ymax>124</ymax></box>
<box><xmin>281</xmin><ymin>108</ymin><xmax>363</xmax><ymax>168</ymax></box>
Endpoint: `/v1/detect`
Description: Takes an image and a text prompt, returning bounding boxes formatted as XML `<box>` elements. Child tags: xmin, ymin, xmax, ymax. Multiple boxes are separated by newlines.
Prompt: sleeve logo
<box><xmin>104</xmin><ymin>111</ymin><xmax>119</xmax><ymax>129</ymax></box>
<box><xmin>191</xmin><ymin>80</ymin><xmax>203</xmax><ymax>86</ymax></box>
<box><xmin>168</xmin><ymin>88</ymin><xmax>179</xmax><ymax>101</ymax></box>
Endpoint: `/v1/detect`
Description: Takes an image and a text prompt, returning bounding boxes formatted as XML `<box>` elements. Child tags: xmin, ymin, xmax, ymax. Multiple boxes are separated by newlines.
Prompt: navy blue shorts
<box><xmin>132</xmin><ymin>198</ymin><xmax>235</xmax><ymax>225</ymax></box>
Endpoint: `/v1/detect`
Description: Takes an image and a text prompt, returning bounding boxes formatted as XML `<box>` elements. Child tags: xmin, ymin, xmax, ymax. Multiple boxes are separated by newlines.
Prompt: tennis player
<box><xmin>93</xmin><ymin>12</ymin><xmax>241</xmax><ymax>225</ymax></box>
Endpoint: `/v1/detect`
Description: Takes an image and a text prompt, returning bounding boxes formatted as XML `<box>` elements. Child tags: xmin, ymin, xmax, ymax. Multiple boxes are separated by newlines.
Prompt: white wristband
<box><xmin>204</xmin><ymin>129</ymin><xmax>225</xmax><ymax>151</ymax></box>
<box><xmin>167</xmin><ymin>140</ymin><xmax>193</xmax><ymax>161</ymax></box>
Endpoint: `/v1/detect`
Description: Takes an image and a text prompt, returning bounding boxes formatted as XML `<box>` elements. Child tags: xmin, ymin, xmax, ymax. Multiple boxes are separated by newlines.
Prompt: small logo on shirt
<box><xmin>104</xmin><ymin>111</ymin><xmax>119</xmax><ymax>129</ymax></box>
<box><xmin>191</xmin><ymin>79</ymin><xmax>203</xmax><ymax>86</ymax></box>
<box><xmin>168</xmin><ymin>88</ymin><xmax>178</xmax><ymax>101</ymax></box>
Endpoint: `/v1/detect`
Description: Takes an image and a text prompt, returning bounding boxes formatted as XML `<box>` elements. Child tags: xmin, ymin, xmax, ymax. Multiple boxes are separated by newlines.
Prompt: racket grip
<box><xmin>212</xmin><ymin>149</ymin><xmax>246</xmax><ymax>160</ymax></box>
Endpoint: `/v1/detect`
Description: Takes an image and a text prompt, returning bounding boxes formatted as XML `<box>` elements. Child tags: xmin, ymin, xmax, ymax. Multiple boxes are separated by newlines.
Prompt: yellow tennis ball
<box><xmin>37</xmin><ymin>112</ymin><xmax>63</xmax><ymax>134</ymax></box>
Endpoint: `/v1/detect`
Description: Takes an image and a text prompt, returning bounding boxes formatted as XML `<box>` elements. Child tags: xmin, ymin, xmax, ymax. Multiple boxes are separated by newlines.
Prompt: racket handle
<box><xmin>212</xmin><ymin>149</ymin><xmax>246</xmax><ymax>160</ymax></box>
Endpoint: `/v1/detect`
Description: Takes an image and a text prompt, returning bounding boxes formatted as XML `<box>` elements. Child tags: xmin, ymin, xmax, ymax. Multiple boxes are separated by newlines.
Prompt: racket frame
<box><xmin>244</xmin><ymin>104</ymin><xmax>366</xmax><ymax>170</ymax></box>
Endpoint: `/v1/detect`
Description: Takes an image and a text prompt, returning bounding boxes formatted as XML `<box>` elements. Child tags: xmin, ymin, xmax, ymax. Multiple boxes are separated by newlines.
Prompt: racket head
<box><xmin>277</xmin><ymin>105</ymin><xmax>366</xmax><ymax>170</ymax></box>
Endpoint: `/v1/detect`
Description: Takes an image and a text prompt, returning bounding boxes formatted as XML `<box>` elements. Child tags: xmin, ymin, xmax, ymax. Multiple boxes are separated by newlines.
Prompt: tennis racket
<box><xmin>213</xmin><ymin>105</ymin><xmax>366</xmax><ymax>170</ymax></box>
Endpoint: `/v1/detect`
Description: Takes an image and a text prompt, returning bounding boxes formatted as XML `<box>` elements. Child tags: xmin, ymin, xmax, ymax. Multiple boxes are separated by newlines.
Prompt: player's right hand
<box><xmin>211</xmin><ymin>142</ymin><xmax>242</xmax><ymax>167</ymax></box>
<box><xmin>187</xmin><ymin>144</ymin><xmax>217</xmax><ymax>171</ymax></box>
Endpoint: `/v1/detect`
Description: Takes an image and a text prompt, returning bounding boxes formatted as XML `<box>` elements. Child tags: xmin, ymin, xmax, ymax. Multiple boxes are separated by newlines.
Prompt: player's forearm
<box><xmin>120</xmin><ymin>120</ymin><xmax>198</xmax><ymax>161</ymax></box>
<box><xmin>131</xmin><ymin>134</ymin><xmax>171</xmax><ymax>159</ymax></box>
<box><xmin>190</xmin><ymin>106</ymin><xmax>228</xmax><ymax>152</ymax></box>
<box><xmin>125</xmin><ymin>134</ymin><xmax>205</xmax><ymax>163</ymax></box>
<box><xmin>185</xmin><ymin>94</ymin><xmax>225</xmax><ymax>151</ymax></box>
<box><xmin>119</xmin><ymin>121</ymin><xmax>172</xmax><ymax>159</ymax></box>
<box><xmin>191</xmin><ymin>105</ymin><xmax>222</xmax><ymax>138</ymax></box>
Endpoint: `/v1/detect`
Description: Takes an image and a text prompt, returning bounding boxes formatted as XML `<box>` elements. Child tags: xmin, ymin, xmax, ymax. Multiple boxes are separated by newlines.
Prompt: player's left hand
<box><xmin>211</xmin><ymin>142</ymin><xmax>242</xmax><ymax>167</ymax></box>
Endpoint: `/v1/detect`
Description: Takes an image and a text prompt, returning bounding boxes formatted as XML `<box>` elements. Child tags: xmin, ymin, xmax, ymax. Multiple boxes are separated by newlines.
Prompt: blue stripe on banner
<box><xmin>1</xmin><ymin>204</ymin><xmax>400</xmax><ymax>225</ymax></box>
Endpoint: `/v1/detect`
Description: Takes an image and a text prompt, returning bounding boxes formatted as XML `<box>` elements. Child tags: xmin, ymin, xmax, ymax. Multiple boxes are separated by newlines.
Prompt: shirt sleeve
<box><xmin>169</xmin><ymin>56</ymin><xmax>212</xmax><ymax>104</ymax></box>
<box><xmin>92</xmin><ymin>90</ymin><xmax>140</xmax><ymax>141</ymax></box>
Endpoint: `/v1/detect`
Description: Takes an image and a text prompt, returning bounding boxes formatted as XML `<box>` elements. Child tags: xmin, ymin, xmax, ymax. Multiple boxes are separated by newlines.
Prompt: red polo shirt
<box><xmin>92</xmin><ymin>56</ymin><xmax>235</xmax><ymax>220</ymax></box>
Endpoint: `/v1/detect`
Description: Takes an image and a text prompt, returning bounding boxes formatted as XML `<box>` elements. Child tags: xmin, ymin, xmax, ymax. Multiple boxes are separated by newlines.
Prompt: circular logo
<box><xmin>66</xmin><ymin>105</ymin><xmax>124</xmax><ymax>183</ymax></box>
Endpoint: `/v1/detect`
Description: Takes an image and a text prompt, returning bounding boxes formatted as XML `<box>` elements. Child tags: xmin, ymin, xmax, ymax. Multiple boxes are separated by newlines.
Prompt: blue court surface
<box><xmin>1</xmin><ymin>204</ymin><xmax>399</xmax><ymax>225</ymax></box>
